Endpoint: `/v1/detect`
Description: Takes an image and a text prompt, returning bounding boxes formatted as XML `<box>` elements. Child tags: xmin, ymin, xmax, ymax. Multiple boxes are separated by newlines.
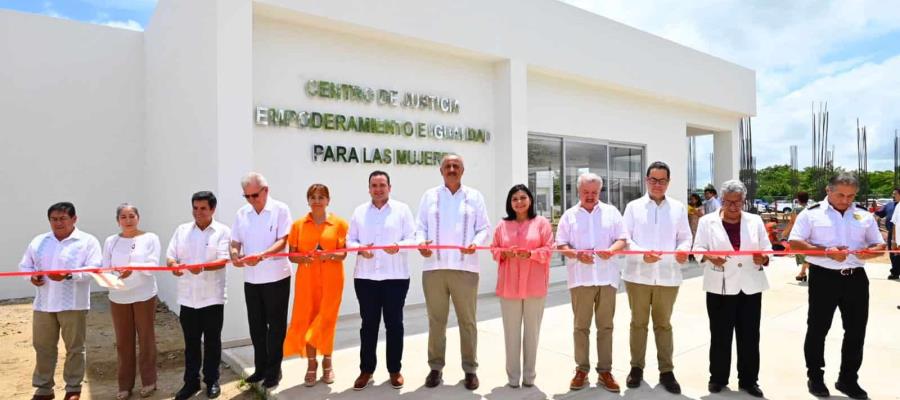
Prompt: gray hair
<box><xmin>116</xmin><ymin>203</ymin><xmax>139</xmax><ymax>219</ymax></box>
<box><xmin>577</xmin><ymin>172</ymin><xmax>604</xmax><ymax>190</ymax></box>
<box><xmin>719</xmin><ymin>179</ymin><xmax>747</xmax><ymax>200</ymax></box>
<box><xmin>240</xmin><ymin>172</ymin><xmax>269</xmax><ymax>189</ymax></box>
<box><xmin>440</xmin><ymin>153</ymin><xmax>464</xmax><ymax>168</ymax></box>
<box><xmin>827</xmin><ymin>172</ymin><xmax>859</xmax><ymax>189</ymax></box>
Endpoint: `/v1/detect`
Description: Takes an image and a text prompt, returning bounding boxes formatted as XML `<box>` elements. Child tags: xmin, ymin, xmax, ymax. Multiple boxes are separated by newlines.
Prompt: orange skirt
<box><xmin>283</xmin><ymin>260</ymin><xmax>344</xmax><ymax>357</ymax></box>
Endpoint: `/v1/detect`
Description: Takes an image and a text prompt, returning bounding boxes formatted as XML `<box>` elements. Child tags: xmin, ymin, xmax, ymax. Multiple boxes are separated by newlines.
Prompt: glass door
<box><xmin>564</xmin><ymin>140</ymin><xmax>609</xmax><ymax>209</ymax></box>
<box><xmin>608</xmin><ymin>145</ymin><xmax>644</xmax><ymax>210</ymax></box>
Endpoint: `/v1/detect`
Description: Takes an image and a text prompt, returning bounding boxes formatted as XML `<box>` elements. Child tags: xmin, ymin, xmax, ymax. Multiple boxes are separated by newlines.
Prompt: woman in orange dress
<box><xmin>283</xmin><ymin>184</ymin><xmax>349</xmax><ymax>387</ymax></box>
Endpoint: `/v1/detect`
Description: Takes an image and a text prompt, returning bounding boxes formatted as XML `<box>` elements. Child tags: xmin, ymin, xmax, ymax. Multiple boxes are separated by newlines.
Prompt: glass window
<box><xmin>527</xmin><ymin>136</ymin><xmax>563</xmax><ymax>223</ymax></box>
<box><xmin>564</xmin><ymin>140</ymin><xmax>608</xmax><ymax>209</ymax></box>
<box><xmin>609</xmin><ymin>146</ymin><xmax>644</xmax><ymax>210</ymax></box>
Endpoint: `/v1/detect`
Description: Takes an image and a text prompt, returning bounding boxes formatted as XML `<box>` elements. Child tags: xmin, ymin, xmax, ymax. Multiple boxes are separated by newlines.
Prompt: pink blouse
<box><xmin>490</xmin><ymin>216</ymin><xmax>554</xmax><ymax>299</ymax></box>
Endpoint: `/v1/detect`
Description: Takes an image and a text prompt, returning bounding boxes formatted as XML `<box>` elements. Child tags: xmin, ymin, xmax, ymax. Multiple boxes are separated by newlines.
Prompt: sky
<box><xmin>3</xmin><ymin>0</ymin><xmax>898</xmax><ymax>178</ymax></box>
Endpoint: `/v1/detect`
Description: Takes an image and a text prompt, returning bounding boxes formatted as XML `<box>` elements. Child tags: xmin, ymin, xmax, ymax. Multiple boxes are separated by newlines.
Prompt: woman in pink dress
<box><xmin>490</xmin><ymin>184</ymin><xmax>554</xmax><ymax>388</ymax></box>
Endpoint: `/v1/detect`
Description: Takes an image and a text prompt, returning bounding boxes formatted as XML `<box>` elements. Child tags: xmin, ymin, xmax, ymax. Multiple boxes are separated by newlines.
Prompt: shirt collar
<box><xmin>576</xmin><ymin>202</ymin><xmax>603</xmax><ymax>214</ymax></box>
<box><xmin>440</xmin><ymin>184</ymin><xmax>466</xmax><ymax>196</ymax></box>
<box><xmin>193</xmin><ymin>220</ymin><xmax>219</xmax><ymax>233</ymax></box>
<box><xmin>53</xmin><ymin>228</ymin><xmax>82</xmax><ymax>243</ymax></box>
<box><xmin>369</xmin><ymin>199</ymin><xmax>393</xmax><ymax>211</ymax></box>
<box><xmin>643</xmin><ymin>194</ymin><xmax>669</xmax><ymax>207</ymax></box>
<box><xmin>303</xmin><ymin>213</ymin><xmax>334</xmax><ymax>225</ymax></box>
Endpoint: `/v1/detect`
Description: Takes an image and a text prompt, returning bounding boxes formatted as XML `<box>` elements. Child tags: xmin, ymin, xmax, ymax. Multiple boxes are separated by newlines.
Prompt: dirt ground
<box><xmin>0</xmin><ymin>293</ymin><xmax>260</xmax><ymax>400</ymax></box>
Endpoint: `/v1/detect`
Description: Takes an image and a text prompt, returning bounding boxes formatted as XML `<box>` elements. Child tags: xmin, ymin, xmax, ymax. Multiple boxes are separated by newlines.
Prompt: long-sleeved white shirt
<box><xmin>19</xmin><ymin>228</ymin><xmax>101</xmax><ymax>312</ymax></box>
<box><xmin>231</xmin><ymin>198</ymin><xmax>293</xmax><ymax>284</ymax></box>
<box><xmin>788</xmin><ymin>201</ymin><xmax>883</xmax><ymax>269</ymax></box>
<box><xmin>348</xmin><ymin>199</ymin><xmax>417</xmax><ymax>280</ymax></box>
<box><xmin>103</xmin><ymin>232</ymin><xmax>161</xmax><ymax>304</ymax></box>
<box><xmin>693</xmin><ymin>211</ymin><xmax>771</xmax><ymax>295</ymax></box>
<box><xmin>622</xmin><ymin>195</ymin><xmax>693</xmax><ymax>286</ymax></box>
<box><xmin>166</xmin><ymin>220</ymin><xmax>231</xmax><ymax>309</ymax></box>
<box><xmin>555</xmin><ymin>202</ymin><xmax>627</xmax><ymax>289</ymax></box>
<box><xmin>415</xmin><ymin>185</ymin><xmax>491</xmax><ymax>272</ymax></box>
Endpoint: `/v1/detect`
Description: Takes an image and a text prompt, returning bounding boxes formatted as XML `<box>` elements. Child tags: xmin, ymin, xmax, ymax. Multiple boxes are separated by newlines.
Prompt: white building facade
<box><xmin>0</xmin><ymin>0</ymin><xmax>755</xmax><ymax>344</ymax></box>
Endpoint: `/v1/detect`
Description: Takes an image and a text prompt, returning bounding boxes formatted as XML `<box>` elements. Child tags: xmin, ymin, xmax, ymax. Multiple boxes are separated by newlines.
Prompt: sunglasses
<box><xmin>242</xmin><ymin>188</ymin><xmax>266</xmax><ymax>200</ymax></box>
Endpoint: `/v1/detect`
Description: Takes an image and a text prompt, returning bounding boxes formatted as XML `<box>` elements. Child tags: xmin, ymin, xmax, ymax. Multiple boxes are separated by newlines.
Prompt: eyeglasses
<box><xmin>723</xmin><ymin>200</ymin><xmax>743</xmax><ymax>208</ymax></box>
<box><xmin>242</xmin><ymin>188</ymin><xmax>266</xmax><ymax>200</ymax></box>
<box><xmin>648</xmin><ymin>178</ymin><xmax>670</xmax><ymax>186</ymax></box>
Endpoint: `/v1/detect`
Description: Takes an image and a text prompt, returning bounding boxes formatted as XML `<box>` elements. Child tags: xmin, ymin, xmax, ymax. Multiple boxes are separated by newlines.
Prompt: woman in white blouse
<box><xmin>692</xmin><ymin>180</ymin><xmax>770</xmax><ymax>398</ymax></box>
<box><xmin>102</xmin><ymin>203</ymin><xmax>161</xmax><ymax>400</ymax></box>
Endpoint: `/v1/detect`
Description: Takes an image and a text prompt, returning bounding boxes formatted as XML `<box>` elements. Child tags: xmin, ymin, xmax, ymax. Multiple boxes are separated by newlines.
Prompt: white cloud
<box><xmin>81</xmin><ymin>0</ymin><xmax>156</xmax><ymax>12</ymax></box>
<box><xmin>558</xmin><ymin>0</ymin><xmax>900</xmax><ymax>171</ymax></box>
<box><xmin>98</xmin><ymin>19</ymin><xmax>143</xmax><ymax>31</ymax></box>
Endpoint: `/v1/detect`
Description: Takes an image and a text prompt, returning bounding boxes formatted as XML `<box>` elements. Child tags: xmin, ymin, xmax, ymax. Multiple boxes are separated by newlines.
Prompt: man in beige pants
<box><xmin>416</xmin><ymin>154</ymin><xmax>491</xmax><ymax>391</ymax></box>
<box><xmin>19</xmin><ymin>202</ymin><xmax>102</xmax><ymax>400</ymax></box>
<box><xmin>556</xmin><ymin>173</ymin><xmax>627</xmax><ymax>393</ymax></box>
<box><xmin>621</xmin><ymin>162</ymin><xmax>692</xmax><ymax>394</ymax></box>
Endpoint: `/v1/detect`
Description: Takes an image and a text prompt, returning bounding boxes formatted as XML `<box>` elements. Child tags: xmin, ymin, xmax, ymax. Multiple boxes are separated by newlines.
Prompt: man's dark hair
<box><xmin>646</xmin><ymin>161</ymin><xmax>670</xmax><ymax>179</ymax></box>
<box><xmin>797</xmin><ymin>191</ymin><xmax>809</xmax><ymax>204</ymax></box>
<box><xmin>192</xmin><ymin>191</ymin><xmax>217</xmax><ymax>209</ymax></box>
<box><xmin>47</xmin><ymin>202</ymin><xmax>76</xmax><ymax>218</ymax></box>
<box><xmin>704</xmin><ymin>187</ymin><xmax>717</xmax><ymax>195</ymax></box>
<box><xmin>827</xmin><ymin>172</ymin><xmax>859</xmax><ymax>189</ymax></box>
<box><xmin>504</xmin><ymin>184</ymin><xmax>537</xmax><ymax>221</ymax></box>
<box><xmin>369</xmin><ymin>170</ymin><xmax>391</xmax><ymax>186</ymax></box>
<box><xmin>893</xmin><ymin>187</ymin><xmax>900</xmax><ymax>196</ymax></box>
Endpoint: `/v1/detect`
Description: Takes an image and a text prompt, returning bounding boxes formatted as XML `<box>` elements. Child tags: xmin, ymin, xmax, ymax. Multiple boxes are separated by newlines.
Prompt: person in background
<box><xmin>782</xmin><ymin>191</ymin><xmax>810</xmax><ymax>281</ymax></box>
<box><xmin>103</xmin><ymin>204</ymin><xmax>161</xmax><ymax>400</ymax></box>
<box><xmin>688</xmin><ymin>193</ymin><xmax>704</xmax><ymax>240</ymax></box>
<box><xmin>703</xmin><ymin>187</ymin><xmax>722</xmax><ymax>215</ymax></box>
<box><xmin>20</xmin><ymin>202</ymin><xmax>102</xmax><ymax>400</ymax></box>
<box><xmin>876</xmin><ymin>188</ymin><xmax>900</xmax><ymax>279</ymax></box>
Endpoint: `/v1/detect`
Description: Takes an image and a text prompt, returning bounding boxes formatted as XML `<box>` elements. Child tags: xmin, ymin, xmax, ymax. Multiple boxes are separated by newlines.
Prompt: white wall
<box><xmin>251</xmin><ymin>17</ymin><xmax>499</xmax><ymax>315</ymax></box>
<box><xmin>0</xmin><ymin>10</ymin><xmax>144</xmax><ymax>300</ymax></box>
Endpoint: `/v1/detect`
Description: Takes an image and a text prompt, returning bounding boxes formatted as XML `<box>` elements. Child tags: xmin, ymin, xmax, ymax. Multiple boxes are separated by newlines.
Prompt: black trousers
<box><xmin>706</xmin><ymin>291</ymin><xmax>762</xmax><ymax>386</ymax></box>
<box><xmin>355</xmin><ymin>278</ymin><xmax>410</xmax><ymax>373</ymax></box>
<box><xmin>804</xmin><ymin>265</ymin><xmax>868</xmax><ymax>383</ymax></box>
<box><xmin>244</xmin><ymin>277</ymin><xmax>291</xmax><ymax>380</ymax></box>
<box><xmin>179</xmin><ymin>304</ymin><xmax>224</xmax><ymax>385</ymax></box>
<box><xmin>888</xmin><ymin>230</ymin><xmax>900</xmax><ymax>275</ymax></box>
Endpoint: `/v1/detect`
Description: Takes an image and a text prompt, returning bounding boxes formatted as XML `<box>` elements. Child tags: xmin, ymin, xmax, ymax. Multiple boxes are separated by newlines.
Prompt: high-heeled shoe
<box><xmin>322</xmin><ymin>356</ymin><xmax>335</xmax><ymax>384</ymax></box>
<box><xmin>304</xmin><ymin>359</ymin><xmax>318</xmax><ymax>387</ymax></box>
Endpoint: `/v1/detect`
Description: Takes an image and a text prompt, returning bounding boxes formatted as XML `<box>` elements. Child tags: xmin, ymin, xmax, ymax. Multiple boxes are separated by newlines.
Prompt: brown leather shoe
<box><xmin>389</xmin><ymin>372</ymin><xmax>404</xmax><ymax>389</ymax></box>
<box><xmin>31</xmin><ymin>395</ymin><xmax>54</xmax><ymax>400</ymax></box>
<box><xmin>464</xmin><ymin>373</ymin><xmax>479</xmax><ymax>390</ymax></box>
<box><xmin>597</xmin><ymin>371</ymin><xmax>621</xmax><ymax>393</ymax></box>
<box><xmin>353</xmin><ymin>372</ymin><xmax>373</xmax><ymax>391</ymax></box>
<box><xmin>626</xmin><ymin>367</ymin><xmax>643</xmax><ymax>388</ymax></box>
<box><xmin>63</xmin><ymin>394</ymin><xmax>81</xmax><ymax>400</ymax></box>
<box><xmin>424</xmin><ymin>370</ymin><xmax>442</xmax><ymax>388</ymax></box>
<box><xmin>570</xmin><ymin>369</ymin><xmax>589</xmax><ymax>390</ymax></box>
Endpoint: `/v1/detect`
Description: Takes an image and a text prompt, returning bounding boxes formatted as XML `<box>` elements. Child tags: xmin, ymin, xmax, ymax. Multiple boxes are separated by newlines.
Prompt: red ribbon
<box><xmin>4</xmin><ymin>243</ymin><xmax>891</xmax><ymax>278</ymax></box>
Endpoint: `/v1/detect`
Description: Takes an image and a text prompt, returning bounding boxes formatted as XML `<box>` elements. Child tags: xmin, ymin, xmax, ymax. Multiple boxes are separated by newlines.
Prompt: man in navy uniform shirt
<box><xmin>874</xmin><ymin>187</ymin><xmax>900</xmax><ymax>279</ymax></box>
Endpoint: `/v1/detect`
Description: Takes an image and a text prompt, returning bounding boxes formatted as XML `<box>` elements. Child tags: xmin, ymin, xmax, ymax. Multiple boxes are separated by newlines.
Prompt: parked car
<box><xmin>770</xmin><ymin>199</ymin><xmax>817</xmax><ymax>214</ymax></box>
<box><xmin>753</xmin><ymin>199</ymin><xmax>769</xmax><ymax>213</ymax></box>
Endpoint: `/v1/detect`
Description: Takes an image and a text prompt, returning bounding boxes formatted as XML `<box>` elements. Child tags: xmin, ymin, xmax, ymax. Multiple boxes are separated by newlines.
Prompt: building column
<box><xmin>713</xmin><ymin>127</ymin><xmax>738</xmax><ymax>189</ymax></box>
<box><xmin>492</xmin><ymin>59</ymin><xmax>528</xmax><ymax>219</ymax></box>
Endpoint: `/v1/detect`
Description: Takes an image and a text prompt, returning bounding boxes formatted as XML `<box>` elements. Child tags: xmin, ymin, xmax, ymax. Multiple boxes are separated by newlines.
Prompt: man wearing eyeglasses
<box><xmin>621</xmin><ymin>161</ymin><xmax>693</xmax><ymax>394</ymax></box>
<box><xmin>789</xmin><ymin>173</ymin><xmax>885</xmax><ymax>399</ymax></box>
<box><xmin>230</xmin><ymin>172</ymin><xmax>293</xmax><ymax>388</ymax></box>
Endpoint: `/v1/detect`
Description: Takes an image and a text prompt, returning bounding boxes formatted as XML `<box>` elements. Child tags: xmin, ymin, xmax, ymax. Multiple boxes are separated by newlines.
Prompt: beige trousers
<box><xmin>423</xmin><ymin>270</ymin><xmax>479</xmax><ymax>373</ymax></box>
<box><xmin>625</xmin><ymin>281</ymin><xmax>679</xmax><ymax>372</ymax></box>
<box><xmin>570</xmin><ymin>285</ymin><xmax>617</xmax><ymax>373</ymax></box>
<box><xmin>500</xmin><ymin>296</ymin><xmax>546</xmax><ymax>385</ymax></box>
<box><xmin>110</xmin><ymin>296</ymin><xmax>158</xmax><ymax>391</ymax></box>
<box><xmin>32</xmin><ymin>310</ymin><xmax>88</xmax><ymax>396</ymax></box>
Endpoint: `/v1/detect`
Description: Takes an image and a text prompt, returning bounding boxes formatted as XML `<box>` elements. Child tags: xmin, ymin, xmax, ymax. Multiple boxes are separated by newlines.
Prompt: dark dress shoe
<box><xmin>245</xmin><ymin>372</ymin><xmax>264</xmax><ymax>383</ymax></box>
<box><xmin>835</xmin><ymin>380</ymin><xmax>869</xmax><ymax>399</ymax></box>
<box><xmin>31</xmin><ymin>395</ymin><xmax>55</xmax><ymax>400</ymax></box>
<box><xmin>424</xmin><ymin>370</ymin><xmax>443</xmax><ymax>388</ymax></box>
<box><xmin>708</xmin><ymin>382</ymin><xmax>725</xmax><ymax>393</ymax></box>
<box><xmin>807</xmin><ymin>379</ymin><xmax>830</xmax><ymax>397</ymax></box>
<box><xmin>740</xmin><ymin>383</ymin><xmax>764</xmax><ymax>398</ymax></box>
<box><xmin>887</xmin><ymin>274</ymin><xmax>899</xmax><ymax>280</ymax></box>
<box><xmin>464</xmin><ymin>373</ymin><xmax>480</xmax><ymax>390</ymax></box>
<box><xmin>626</xmin><ymin>367</ymin><xmax>643</xmax><ymax>388</ymax></box>
<box><xmin>659</xmin><ymin>371</ymin><xmax>681</xmax><ymax>394</ymax></box>
<box><xmin>174</xmin><ymin>384</ymin><xmax>200</xmax><ymax>400</ymax></box>
<box><xmin>206</xmin><ymin>382</ymin><xmax>221</xmax><ymax>399</ymax></box>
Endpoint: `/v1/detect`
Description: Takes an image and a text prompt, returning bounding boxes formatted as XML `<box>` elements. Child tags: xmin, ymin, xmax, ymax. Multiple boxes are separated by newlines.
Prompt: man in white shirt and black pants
<box><xmin>556</xmin><ymin>172</ymin><xmax>628</xmax><ymax>393</ymax></box>
<box><xmin>789</xmin><ymin>173</ymin><xmax>885</xmax><ymax>399</ymax></box>
<box><xmin>19</xmin><ymin>202</ymin><xmax>102</xmax><ymax>400</ymax></box>
<box><xmin>417</xmin><ymin>155</ymin><xmax>491</xmax><ymax>391</ymax></box>
<box><xmin>230</xmin><ymin>173</ymin><xmax>293</xmax><ymax>388</ymax></box>
<box><xmin>348</xmin><ymin>171</ymin><xmax>417</xmax><ymax>391</ymax></box>
<box><xmin>167</xmin><ymin>191</ymin><xmax>231</xmax><ymax>400</ymax></box>
<box><xmin>621</xmin><ymin>161</ymin><xmax>692</xmax><ymax>394</ymax></box>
